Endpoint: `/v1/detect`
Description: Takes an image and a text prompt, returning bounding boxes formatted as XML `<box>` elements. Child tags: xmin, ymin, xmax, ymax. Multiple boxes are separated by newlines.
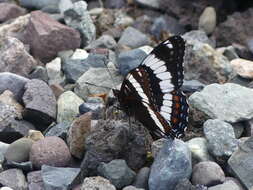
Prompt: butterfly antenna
<box><xmin>85</xmin><ymin>82</ymin><xmax>112</xmax><ymax>90</ymax></box>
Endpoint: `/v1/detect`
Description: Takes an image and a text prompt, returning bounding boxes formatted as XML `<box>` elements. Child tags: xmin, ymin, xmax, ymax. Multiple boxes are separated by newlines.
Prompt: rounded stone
<box><xmin>29</xmin><ymin>136</ymin><xmax>71</xmax><ymax>169</ymax></box>
<box><xmin>198</xmin><ymin>6</ymin><xmax>216</xmax><ymax>35</ymax></box>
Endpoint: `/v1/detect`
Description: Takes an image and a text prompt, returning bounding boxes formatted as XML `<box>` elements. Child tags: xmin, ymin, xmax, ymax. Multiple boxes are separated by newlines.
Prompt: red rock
<box><xmin>30</xmin><ymin>136</ymin><xmax>71</xmax><ymax>169</ymax></box>
<box><xmin>0</xmin><ymin>3</ymin><xmax>26</xmax><ymax>23</ymax></box>
<box><xmin>23</xmin><ymin>11</ymin><xmax>81</xmax><ymax>63</ymax></box>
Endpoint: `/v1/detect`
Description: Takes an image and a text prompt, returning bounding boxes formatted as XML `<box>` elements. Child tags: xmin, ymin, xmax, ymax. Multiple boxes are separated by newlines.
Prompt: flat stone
<box><xmin>0</xmin><ymin>3</ymin><xmax>26</xmax><ymax>23</ymax></box>
<box><xmin>81</xmin><ymin>176</ymin><xmax>116</xmax><ymax>190</ymax></box>
<box><xmin>230</xmin><ymin>58</ymin><xmax>253</xmax><ymax>79</ymax></box>
<box><xmin>198</xmin><ymin>6</ymin><xmax>216</xmax><ymax>35</ymax></box>
<box><xmin>0</xmin><ymin>169</ymin><xmax>28</xmax><ymax>190</ymax></box>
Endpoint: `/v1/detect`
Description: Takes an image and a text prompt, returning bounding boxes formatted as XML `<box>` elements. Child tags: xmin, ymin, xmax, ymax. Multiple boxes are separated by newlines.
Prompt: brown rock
<box><xmin>30</xmin><ymin>136</ymin><xmax>71</xmax><ymax>169</ymax></box>
<box><xmin>0</xmin><ymin>3</ymin><xmax>26</xmax><ymax>23</ymax></box>
<box><xmin>67</xmin><ymin>112</ymin><xmax>91</xmax><ymax>159</ymax></box>
<box><xmin>27</xmin><ymin>130</ymin><xmax>44</xmax><ymax>141</ymax></box>
<box><xmin>23</xmin><ymin>11</ymin><xmax>81</xmax><ymax>63</ymax></box>
<box><xmin>50</xmin><ymin>83</ymin><xmax>65</xmax><ymax>100</ymax></box>
<box><xmin>230</xmin><ymin>58</ymin><xmax>253</xmax><ymax>79</ymax></box>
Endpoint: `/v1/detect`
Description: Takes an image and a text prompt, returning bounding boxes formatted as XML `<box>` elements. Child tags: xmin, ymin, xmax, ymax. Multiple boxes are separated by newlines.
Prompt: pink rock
<box><xmin>23</xmin><ymin>11</ymin><xmax>81</xmax><ymax>63</ymax></box>
<box><xmin>230</xmin><ymin>58</ymin><xmax>253</xmax><ymax>79</ymax></box>
<box><xmin>0</xmin><ymin>3</ymin><xmax>26</xmax><ymax>23</ymax></box>
<box><xmin>29</xmin><ymin>136</ymin><xmax>71</xmax><ymax>169</ymax></box>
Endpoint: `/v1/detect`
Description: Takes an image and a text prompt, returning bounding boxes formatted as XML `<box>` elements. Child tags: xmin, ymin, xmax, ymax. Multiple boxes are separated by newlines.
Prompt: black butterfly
<box><xmin>113</xmin><ymin>36</ymin><xmax>189</xmax><ymax>139</ymax></box>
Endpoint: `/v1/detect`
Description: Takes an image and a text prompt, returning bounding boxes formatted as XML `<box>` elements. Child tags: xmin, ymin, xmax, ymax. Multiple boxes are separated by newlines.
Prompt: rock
<box><xmin>42</xmin><ymin>165</ymin><xmax>80</xmax><ymax>190</ymax></box>
<box><xmin>98</xmin><ymin>159</ymin><xmax>136</xmax><ymax>189</ymax></box>
<box><xmin>22</xmin><ymin>79</ymin><xmax>57</xmax><ymax>129</ymax></box>
<box><xmin>245</xmin><ymin>119</ymin><xmax>253</xmax><ymax>137</ymax></box>
<box><xmin>2</xmin><ymin>160</ymin><xmax>33</xmax><ymax>173</ymax></box>
<box><xmin>0</xmin><ymin>142</ymin><xmax>9</xmax><ymax>160</ymax></box>
<box><xmin>204</xmin><ymin>119</ymin><xmax>238</xmax><ymax>159</ymax></box>
<box><xmin>208</xmin><ymin>180</ymin><xmax>242</xmax><ymax>190</ymax></box>
<box><xmin>183</xmin><ymin>30</ymin><xmax>215</xmax><ymax>48</ymax></box>
<box><xmin>123</xmin><ymin>186</ymin><xmax>144</xmax><ymax>190</ymax></box>
<box><xmin>198</xmin><ymin>7</ymin><xmax>216</xmax><ymax>35</ymax></box>
<box><xmin>216</xmin><ymin>46</ymin><xmax>239</xmax><ymax>61</ymax></box>
<box><xmin>187</xmin><ymin>137</ymin><xmax>214</xmax><ymax>166</ymax></box>
<box><xmin>0</xmin><ymin>169</ymin><xmax>28</xmax><ymax>189</ymax></box>
<box><xmin>71</xmin><ymin>49</ymin><xmax>89</xmax><ymax>60</ymax></box>
<box><xmin>132</xmin><ymin>167</ymin><xmax>150</xmax><ymax>190</ymax></box>
<box><xmin>191</xmin><ymin>161</ymin><xmax>225</xmax><ymax>186</ymax></box>
<box><xmin>50</xmin><ymin>84</ymin><xmax>65</xmax><ymax>100</ymax></box>
<box><xmin>174</xmin><ymin>179</ymin><xmax>197</xmax><ymax>190</ymax></box>
<box><xmin>0</xmin><ymin>37</ymin><xmax>38</xmax><ymax>77</ymax></box>
<box><xmin>29</xmin><ymin>66</ymin><xmax>49</xmax><ymax>82</ymax></box>
<box><xmin>183</xmin><ymin>38</ymin><xmax>234</xmax><ymax>84</ymax></box>
<box><xmin>0</xmin><ymin>187</ymin><xmax>14</xmax><ymax>190</ymax></box>
<box><xmin>81</xmin><ymin>176</ymin><xmax>116</xmax><ymax>190</ymax></box>
<box><xmin>132</xmin><ymin>15</ymin><xmax>152</xmax><ymax>35</ymax></box>
<box><xmin>19</xmin><ymin>0</ymin><xmax>60</xmax><ymax>10</ymax></box>
<box><xmin>64</xmin><ymin>1</ymin><xmax>96</xmax><ymax>47</ymax></box>
<box><xmin>118</xmin><ymin>48</ymin><xmax>148</xmax><ymax>76</ymax></box>
<box><xmin>27</xmin><ymin>171</ymin><xmax>43</xmax><ymax>190</ymax></box>
<box><xmin>181</xmin><ymin>80</ymin><xmax>205</xmax><ymax>93</ymax></box>
<box><xmin>118</xmin><ymin>27</ymin><xmax>151</xmax><ymax>48</ymax></box>
<box><xmin>79</xmin><ymin>97</ymin><xmax>105</xmax><ymax>119</ymax></box>
<box><xmin>45</xmin><ymin>122</ymin><xmax>70</xmax><ymax>141</ymax></box>
<box><xmin>27</xmin><ymin>130</ymin><xmax>44</xmax><ymax>141</ymax></box>
<box><xmin>46</xmin><ymin>57</ymin><xmax>65</xmax><ymax>85</ymax></box>
<box><xmin>75</xmin><ymin>67</ymin><xmax>123</xmax><ymax>100</ymax></box>
<box><xmin>67</xmin><ymin>112</ymin><xmax>91</xmax><ymax>159</ymax></box>
<box><xmin>104</xmin><ymin>0</ymin><xmax>126</xmax><ymax>9</ymax></box>
<box><xmin>228</xmin><ymin>137</ymin><xmax>253</xmax><ymax>189</ymax></box>
<box><xmin>134</xmin><ymin>0</ymin><xmax>160</xmax><ymax>9</ymax></box>
<box><xmin>151</xmin><ymin>138</ymin><xmax>167</xmax><ymax>158</ymax></box>
<box><xmin>230</xmin><ymin>58</ymin><xmax>253</xmax><ymax>79</ymax></box>
<box><xmin>57</xmin><ymin>91</ymin><xmax>84</xmax><ymax>123</ymax></box>
<box><xmin>148</xmin><ymin>139</ymin><xmax>192</xmax><ymax>190</ymax></box>
<box><xmin>189</xmin><ymin>83</ymin><xmax>253</xmax><ymax>123</ymax></box>
<box><xmin>30</xmin><ymin>136</ymin><xmax>71</xmax><ymax>169</ymax></box>
<box><xmin>214</xmin><ymin>8</ymin><xmax>253</xmax><ymax>47</ymax></box>
<box><xmin>97</xmin><ymin>9</ymin><xmax>115</xmax><ymax>34</ymax></box>
<box><xmin>23</xmin><ymin>11</ymin><xmax>81</xmax><ymax>62</ymax></box>
<box><xmin>80</xmin><ymin>120</ymin><xmax>151</xmax><ymax>178</ymax></box>
<box><xmin>232</xmin><ymin>123</ymin><xmax>245</xmax><ymax>139</ymax></box>
<box><xmin>5</xmin><ymin>138</ymin><xmax>34</xmax><ymax>163</ymax></box>
<box><xmin>58</xmin><ymin>0</ymin><xmax>73</xmax><ymax>15</ymax></box>
<box><xmin>85</xmin><ymin>35</ymin><xmax>117</xmax><ymax>50</ymax></box>
<box><xmin>225</xmin><ymin>177</ymin><xmax>245</xmax><ymax>190</ymax></box>
<box><xmin>0</xmin><ymin>72</ymin><xmax>29</xmax><ymax>102</ymax></box>
<box><xmin>114</xmin><ymin>11</ymin><xmax>134</xmax><ymax>28</ymax></box>
<box><xmin>0</xmin><ymin>3</ymin><xmax>26</xmax><ymax>23</ymax></box>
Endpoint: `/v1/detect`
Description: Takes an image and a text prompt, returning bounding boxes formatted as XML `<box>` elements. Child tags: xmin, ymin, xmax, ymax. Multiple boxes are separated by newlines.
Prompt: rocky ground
<box><xmin>0</xmin><ymin>0</ymin><xmax>253</xmax><ymax>190</ymax></box>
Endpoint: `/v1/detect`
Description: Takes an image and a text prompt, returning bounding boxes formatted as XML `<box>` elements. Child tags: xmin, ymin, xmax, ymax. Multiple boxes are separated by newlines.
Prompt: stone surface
<box><xmin>187</xmin><ymin>137</ymin><xmax>214</xmax><ymax>166</ymax></box>
<box><xmin>67</xmin><ymin>113</ymin><xmax>91</xmax><ymax>159</ymax></box>
<box><xmin>71</xmin><ymin>49</ymin><xmax>89</xmax><ymax>60</ymax></box>
<box><xmin>189</xmin><ymin>83</ymin><xmax>253</xmax><ymax>123</ymax></box>
<box><xmin>42</xmin><ymin>165</ymin><xmax>80</xmax><ymax>190</ymax></box>
<box><xmin>23</xmin><ymin>11</ymin><xmax>80</xmax><ymax>62</ymax></box>
<box><xmin>46</xmin><ymin>57</ymin><xmax>65</xmax><ymax>85</ymax></box>
<box><xmin>5</xmin><ymin>138</ymin><xmax>34</xmax><ymax>163</ymax></box>
<box><xmin>22</xmin><ymin>79</ymin><xmax>57</xmax><ymax>129</ymax></box>
<box><xmin>64</xmin><ymin>1</ymin><xmax>96</xmax><ymax>47</ymax></box>
<box><xmin>232</xmin><ymin>122</ymin><xmax>245</xmax><ymax>139</ymax></box>
<box><xmin>19</xmin><ymin>0</ymin><xmax>60</xmax><ymax>10</ymax></box>
<box><xmin>2</xmin><ymin>160</ymin><xmax>33</xmax><ymax>173</ymax></box>
<box><xmin>27</xmin><ymin>130</ymin><xmax>44</xmax><ymax>141</ymax></box>
<box><xmin>79</xmin><ymin>97</ymin><xmax>105</xmax><ymax>119</ymax></box>
<box><xmin>29</xmin><ymin>66</ymin><xmax>49</xmax><ymax>82</ymax></box>
<box><xmin>204</xmin><ymin>119</ymin><xmax>238</xmax><ymax>159</ymax></box>
<box><xmin>216</xmin><ymin>46</ymin><xmax>239</xmax><ymax>61</ymax></box>
<box><xmin>0</xmin><ymin>3</ymin><xmax>26</xmax><ymax>23</ymax></box>
<box><xmin>208</xmin><ymin>180</ymin><xmax>242</xmax><ymax>190</ymax></box>
<box><xmin>45</xmin><ymin>122</ymin><xmax>70</xmax><ymax>141</ymax></box>
<box><xmin>198</xmin><ymin>7</ymin><xmax>216</xmax><ymax>35</ymax></box>
<box><xmin>225</xmin><ymin>177</ymin><xmax>245</xmax><ymax>190</ymax></box>
<box><xmin>181</xmin><ymin>80</ymin><xmax>205</xmax><ymax>93</ymax></box>
<box><xmin>135</xmin><ymin>0</ymin><xmax>160</xmax><ymax>9</ymax></box>
<box><xmin>123</xmin><ymin>186</ymin><xmax>144</xmax><ymax>190</ymax></box>
<box><xmin>0</xmin><ymin>169</ymin><xmax>28</xmax><ymax>190</ymax></box>
<box><xmin>118</xmin><ymin>27</ymin><xmax>151</xmax><ymax>48</ymax></box>
<box><xmin>133</xmin><ymin>167</ymin><xmax>150</xmax><ymax>190</ymax></box>
<box><xmin>57</xmin><ymin>91</ymin><xmax>84</xmax><ymax>123</ymax></box>
<box><xmin>85</xmin><ymin>35</ymin><xmax>117</xmax><ymax>50</ymax></box>
<box><xmin>81</xmin><ymin>176</ymin><xmax>116</xmax><ymax>190</ymax></box>
<box><xmin>228</xmin><ymin>137</ymin><xmax>253</xmax><ymax>189</ymax></box>
<box><xmin>50</xmin><ymin>84</ymin><xmax>65</xmax><ymax>100</ymax></box>
<box><xmin>151</xmin><ymin>138</ymin><xmax>167</xmax><ymax>158</ymax></box>
<box><xmin>27</xmin><ymin>171</ymin><xmax>43</xmax><ymax>190</ymax></box>
<box><xmin>80</xmin><ymin>120</ymin><xmax>151</xmax><ymax>178</ymax></box>
<box><xmin>98</xmin><ymin>159</ymin><xmax>136</xmax><ymax>189</ymax></box>
<box><xmin>30</xmin><ymin>136</ymin><xmax>71</xmax><ymax>169</ymax></box>
<box><xmin>183</xmin><ymin>30</ymin><xmax>215</xmax><ymax>47</ymax></box>
<box><xmin>230</xmin><ymin>58</ymin><xmax>253</xmax><ymax>79</ymax></box>
<box><xmin>148</xmin><ymin>139</ymin><xmax>192</xmax><ymax>190</ymax></box>
<box><xmin>0</xmin><ymin>37</ymin><xmax>38</xmax><ymax>77</ymax></box>
<box><xmin>75</xmin><ymin>67</ymin><xmax>123</xmax><ymax>100</ymax></box>
<box><xmin>191</xmin><ymin>161</ymin><xmax>225</xmax><ymax>186</ymax></box>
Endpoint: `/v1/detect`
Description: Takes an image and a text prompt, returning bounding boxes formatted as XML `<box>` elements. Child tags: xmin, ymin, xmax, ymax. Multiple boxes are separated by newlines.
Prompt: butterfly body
<box><xmin>113</xmin><ymin>36</ymin><xmax>189</xmax><ymax>139</ymax></box>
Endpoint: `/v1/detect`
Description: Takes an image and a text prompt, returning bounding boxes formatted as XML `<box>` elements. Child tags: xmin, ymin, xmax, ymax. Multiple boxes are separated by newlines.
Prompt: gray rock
<box><xmin>45</xmin><ymin>122</ymin><xmax>71</xmax><ymax>141</ymax></box>
<box><xmin>79</xmin><ymin>97</ymin><xmax>105</xmax><ymax>119</ymax></box>
<box><xmin>22</xmin><ymin>79</ymin><xmax>57</xmax><ymax>129</ymax></box>
<box><xmin>183</xmin><ymin>30</ymin><xmax>215</xmax><ymax>48</ymax></box>
<box><xmin>148</xmin><ymin>139</ymin><xmax>192</xmax><ymax>190</ymax></box>
<box><xmin>181</xmin><ymin>80</ymin><xmax>205</xmax><ymax>93</ymax></box>
<box><xmin>29</xmin><ymin>66</ymin><xmax>49</xmax><ymax>82</ymax></box>
<box><xmin>0</xmin><ymin>72</ymin><xmax>29</xmax><ymax>102</ymax></box>
<box><xmin>228</xmin><ymin>137</ymin><xmax>253</xmax><ymax>189</ymax></box>
<box><xmin>42</xmin><ymin>165</ymin><xmax>80</xmax><ymax>190</ymax></box>
<box><xmin>114</xmin><ymin>11</ymin><xmax>134</xmax><ymax>28</ymax></box>
<box><xmin>0</xmin><ymin>3</ymin><xmax>26</xmax><ymax>23</ymax></box>
<box><xmin>27</xmin><ymin>171</ymin><xmax>43</xmax><ymax>190</ymax></box>
<box><xmin>118</xmin><ymin>48</ymin><xmax>148</xmax><ymax>76</ymax></box>
<box><xmin>80</xmin><ymin>120</ymin><xmax>151</xmax><ymax>178</ymax></box>
<box><xmin>134</xmin><ymin>0</ymin><xmax>160</xmax><ymax>9</ymax></box>
<box><xmin>189</xmin><ymin>83</ymin><xmax>253</xmax><ymax>123</ymax></box>
<box><xmin>232</xmin><ymin>122</ymin><xmax>245</xmax><ymax>139</ymax></box>
<box><xmin>46</xmin><ymin>58</ymin><xmax>65</xmax><ymax>85</ymax></box>
<box><xmin>191</xmin><ymin>161</ymin><xmax>225</xmax><ymax>186</ymax></box>
<box><xmin>75</xmin><ymin>67</ymin><xmax>123</xmax><ymax>100</ymax></box>
<box><xmin>85</xmin><ymin>35</ymin><xmax>117</xmax><ymax>50</ymax></box>
<box><xmin>133</xmin><ymin>167</ymin><xmax>150</xmax><ymax>190</ymax></box>
<box><xmin>0</xmin><ymin>142</ymin><xmax>9</xmax><ymax>161</ymax></box>
<box><xmin>57</xmin><ymin>91</ymin><xmax>84</xmax><ymax>123</ymax></box>
<box><xmin>0</xmin><ymin>169</ymin><xmax>28</xmax><ymax>190</ymax></box>
<box><xmin>118</xmin><ymin>27</ymin><xmax>151</xmax><ymax>48</ymax></box>
<box><xmin>187</xmin><ymin>137</ymin><xmax>214</xmax><ymax>166</ymax></box>
<box><xmin>81</xmin><ymin>176</ymin><xmax>116</xmax><ymax>190</ymax></box>
<box><xmin>64</xmin><ymin>1</ymin><xmax>96</xmax><ymax>47</ymax></box>
<box><xmin>123</xmin><ymin>186</ymin><xmax>144</xmax><ymax>190</ymax></box>
<box><xmin>198</xmin><ymin>7</ymin><xmax>216</xmax><ymax>35</ymax></box>
<box><xmin>19</xmin><ymin>0</ymin><xmax>60</xmax><ymax>10</ymax></box>
<box><xmin>204</xmin><ymin>119</ymin><xmax>238</xmax><ymax>159</ymax></box>
<box><xmin>174</xmin><ymin>179</ymin><xmax>198</xmax><ymax>190</ymax></box>
<box><xmin>5</xmin><ymin>138</ymin><xmax>34</xmax><ymax>163</ymax></box>
<box><xmin>104</xmin><ymin>0</ymin><xmax>126</xmax><ymax>9</ymax></box>
<box><xmin>151</xmin><ymin>138</ymin><xmax>167</xmax><ymax>158</ymax></box>
<box><xmin>216</xmin><ymin>46</ymin><xmax>239</xmax><ymax>61</ymax></box>
<box><xmin>0</xmin><ymin>37</ymin><xmax>38</xmax><ymax>77</ymax></box>
<box><xmin>208</xmin><ymin>180</ymin><xmax>242</xmax><ymax>190</ymax></box>
<box><xmin>245</xmin><ymin>119</ymin><xmax>253</xmax><ymax>137</ymax></box>
<box><xmin>58</xmin><ymin>0</ymin><xmax>73</xmax><ymax>15</ymax></box>
<box><xmin>98</xmin><ymin>159</ymin><xmax>136</xmax><ymax>189</ymax></box>
<box><xmin>225</xmin><ymin>177</ymin><xmax>245</xmax><ymax>190</ymax></box>
<box><xmin>2</xmin><ymin>160</ymin><xmax>33</xmax><ymax>173</ymax></box>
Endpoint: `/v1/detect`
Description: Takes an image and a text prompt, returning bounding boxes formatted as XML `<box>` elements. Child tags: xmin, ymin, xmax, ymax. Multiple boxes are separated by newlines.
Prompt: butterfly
<box><xmin>113</xmin><ymin>36</ymin><xmax>189</xmax><ymax>139</ymax></box>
